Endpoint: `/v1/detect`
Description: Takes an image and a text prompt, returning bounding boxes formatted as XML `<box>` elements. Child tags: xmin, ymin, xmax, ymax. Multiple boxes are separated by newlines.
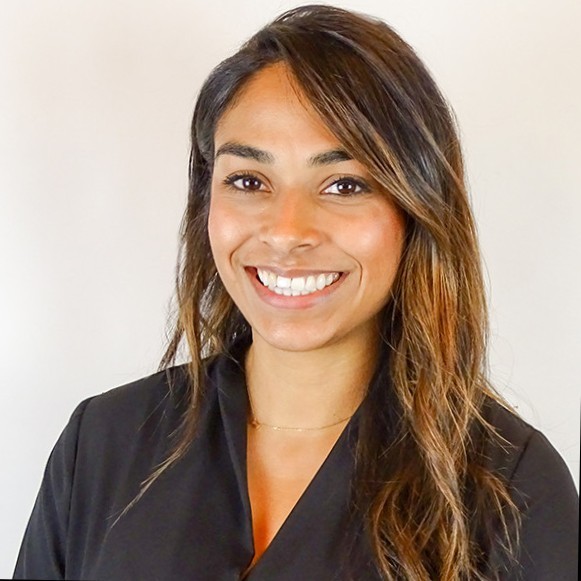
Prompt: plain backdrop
<box><xmin>1</xmin><ymin>0</ymin><xmax>579</xmax><ymax>576</ymax></box>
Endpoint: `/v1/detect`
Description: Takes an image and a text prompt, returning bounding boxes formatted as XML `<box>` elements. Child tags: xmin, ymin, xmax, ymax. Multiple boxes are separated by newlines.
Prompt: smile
<box><xmin>256</xmin><ymin>268</ymin><xmax>341</xmax><ymax>296</ymax></box>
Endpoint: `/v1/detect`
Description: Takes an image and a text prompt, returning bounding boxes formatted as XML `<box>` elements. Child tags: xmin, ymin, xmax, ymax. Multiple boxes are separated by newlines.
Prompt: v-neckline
<box><xmin>242</xmin><ymin>414</ymin><xmax>359</xmax><ymax>578</ymax></box>
<box><xmin>214</xmin><ymin>339</ymin><xmax>362</xmax><ymax>579</ymax></box>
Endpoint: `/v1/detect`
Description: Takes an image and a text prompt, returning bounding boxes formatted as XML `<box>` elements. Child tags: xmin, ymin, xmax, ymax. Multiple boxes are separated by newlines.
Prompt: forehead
<box><xmin>214</xmin><ymin>63</ymin><xmax>342</xmax><ymax>153</ymax></box>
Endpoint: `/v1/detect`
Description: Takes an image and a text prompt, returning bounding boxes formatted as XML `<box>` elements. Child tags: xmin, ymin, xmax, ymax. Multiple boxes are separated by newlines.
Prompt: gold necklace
<box><xmin>246</xmin><ymin>384</ymin><xmax>355</xmax><ymax>432</ymax></box>
<box><xmin>248</xmin><ymin>414</ymin><xmax>353</xmax><ymax>432</ymax></box>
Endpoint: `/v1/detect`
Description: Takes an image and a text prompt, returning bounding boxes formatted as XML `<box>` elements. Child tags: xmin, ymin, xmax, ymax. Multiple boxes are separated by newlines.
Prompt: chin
<box><xmin>252</xmin><ymin>323</ymin><xmax>339</xmax><ymax>354</ymax></box>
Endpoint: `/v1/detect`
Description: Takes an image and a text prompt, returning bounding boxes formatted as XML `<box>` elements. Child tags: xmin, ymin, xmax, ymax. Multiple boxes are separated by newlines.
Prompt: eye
<box><xmin>223</xmin><ymin>173</ymin><xmax>266</xmax><ymax>192</ymax></box>
<box><xmin>323</xmin><ymin>177</ymin><xmax>371</xmax><ymax>196</ymax></box>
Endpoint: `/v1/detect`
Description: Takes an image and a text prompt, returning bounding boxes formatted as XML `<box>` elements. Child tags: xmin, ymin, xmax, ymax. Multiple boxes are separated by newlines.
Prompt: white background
<box><xmin>1</xmin><ymin>0</ymin><xmax>579</xmax><ymax>575</ymax></box>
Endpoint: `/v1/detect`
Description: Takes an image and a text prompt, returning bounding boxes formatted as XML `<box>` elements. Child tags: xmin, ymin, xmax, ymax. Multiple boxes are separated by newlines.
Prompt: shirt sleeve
<box><xmin>506</xmin><ymin>430</ymin><xmax>579</xmax><ymax>581</ymax></box>
<box><xmin>13</xmin><ymin>398</ymin><xmax>92</xmax><ymax>580</ymax></box>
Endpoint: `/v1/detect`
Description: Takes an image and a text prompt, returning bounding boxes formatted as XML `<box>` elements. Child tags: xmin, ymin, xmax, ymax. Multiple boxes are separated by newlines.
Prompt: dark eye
<box><xmin>224</xmin><ymin>174</ymin><xmax>265</xmax><ymax>192</ymax></box>
<box><xmin>324</xmin><ymin>177</ymin><xmax>370</xmax><ymax>196</ymax></box>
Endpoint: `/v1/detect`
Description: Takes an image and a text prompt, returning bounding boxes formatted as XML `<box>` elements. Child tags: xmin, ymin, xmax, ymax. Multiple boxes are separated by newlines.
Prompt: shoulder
<box><xmin>73</xmin><ymin>364</ymin><xmax>191</xmax><ymax>442</ymax></box>
<box><xmin>480</xmin><ymin>397</ymin><xmax>576</xmax><ymax>491</ymax></box>
<box><xmin>47</xmin><ymin>361</ymin><xmax>224</xmax><ymax>512</ymax></box>
<box><xmin>87</xmin><ymin>364</ymin><xmax>190</xmax><ymax>414</ymax></box>
<box><xmin>67</xmin><ymin>356</ymin><xmax>234</xmax><ymax>453</ymax></box>
<box><xmin>480</xmin><ymin>398</ymin><xmax>578</xmax><ymax>579</ymax></box>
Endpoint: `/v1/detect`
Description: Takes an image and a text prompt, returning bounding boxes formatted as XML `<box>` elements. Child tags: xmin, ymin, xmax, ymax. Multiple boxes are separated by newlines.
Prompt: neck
<box><xmin>244</xmin><ymin>331</ymin><xmax>379</xmax><ymax>430</ymax></box>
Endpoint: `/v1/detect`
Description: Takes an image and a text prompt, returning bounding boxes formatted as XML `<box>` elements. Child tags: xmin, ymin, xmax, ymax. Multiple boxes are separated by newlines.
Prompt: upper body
<box><xmin>13</xmin><ymin>5</ymin><xmax>580</xmax><ymax>580</ymax></box>
<box><xmin>13</xmin><ymin>337</ymin><xmax>579</xmax><ymax>580</ymax></box>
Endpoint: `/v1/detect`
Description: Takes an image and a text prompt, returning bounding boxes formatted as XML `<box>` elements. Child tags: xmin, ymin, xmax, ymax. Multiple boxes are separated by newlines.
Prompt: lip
<box><xmin>245</xmin><ymin>266</ymin><xmax>347</xmax><ymax>309</ymax></box>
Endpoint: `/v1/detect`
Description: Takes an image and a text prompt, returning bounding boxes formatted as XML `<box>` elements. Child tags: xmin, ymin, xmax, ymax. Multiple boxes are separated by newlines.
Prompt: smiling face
<box><xmin>208</xmin><ymin>63</ymin><xmax>405</xmax><ymax>354</ymax></box>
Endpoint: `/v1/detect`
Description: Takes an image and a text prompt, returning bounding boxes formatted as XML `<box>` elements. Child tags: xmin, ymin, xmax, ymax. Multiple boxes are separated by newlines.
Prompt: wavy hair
<box><xmin>148</xmin><ymin>5</ymin><xmax>520</xmax><ymax>579</ymax></box>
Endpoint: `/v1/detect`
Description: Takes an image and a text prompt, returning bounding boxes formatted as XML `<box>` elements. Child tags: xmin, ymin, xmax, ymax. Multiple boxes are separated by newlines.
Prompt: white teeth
<box><xmin>305</xmin><ymin>275</ymin><xmax>316</xmax><ymax>292</ymax></box>
<box><xmin>276</xmin><ymin>276</ymin><xmax>291</xmax><ymax>289</ymax></box>
<box><xmin>257</xmin><ymin>269</ymin><xmax>269</xmax><ymax>286</ymax></box>
<box><xmin>256</xmin><ymin>268</ymin><xmax>341</xmax><ymax>296</ymax></box>
<box><xmin>291</xmin><ymin>277</ymin><xmax>305</xmax><ymax>291</ymax></box>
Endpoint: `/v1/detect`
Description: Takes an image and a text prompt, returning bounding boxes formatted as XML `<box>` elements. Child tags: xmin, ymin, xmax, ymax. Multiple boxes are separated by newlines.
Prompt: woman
<box><xmin>14</xmin><ymin>5</ymin><xmax>578</xmax><ymax>580</ymax></box>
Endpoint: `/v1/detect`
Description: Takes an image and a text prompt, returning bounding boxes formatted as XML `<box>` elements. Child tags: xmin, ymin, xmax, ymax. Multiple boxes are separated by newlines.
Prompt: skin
<box><xmin>208</xmin><ymin>63</ymin><xmax>406</xmax><ymax>565</ymax></box>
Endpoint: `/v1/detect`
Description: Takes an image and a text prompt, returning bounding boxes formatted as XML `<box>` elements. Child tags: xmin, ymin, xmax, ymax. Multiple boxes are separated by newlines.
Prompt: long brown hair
<box><xmin>152</xmin><ymin>5</ymin><xmax>520</xmax><ymax>579</ymax></box>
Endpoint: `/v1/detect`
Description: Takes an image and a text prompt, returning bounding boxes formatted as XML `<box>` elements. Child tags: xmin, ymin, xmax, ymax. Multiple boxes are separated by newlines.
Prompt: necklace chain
<box><xmin>248</xmin><ymin>413</ymin><xmax>353</xmax><ymax>432</ymax></box>
<box><xmin>246</xmin><ymin>383</ymin><xmax>355</xmax><ymax>432</ymax></box>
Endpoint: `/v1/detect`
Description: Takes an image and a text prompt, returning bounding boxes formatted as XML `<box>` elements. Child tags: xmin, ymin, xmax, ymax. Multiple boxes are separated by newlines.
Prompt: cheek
<box><xmin>208</xmin><ymin>195</ymin><xmax>251</xmax><ymax>273</ymax></box>
<box><xmin>351</xmin><ymin>208</ymin><xmax>405</xmax><ymax>280</ymax></box>
<box><xmin>207</xmin><ymin>197</ymin><xmax>220</xmax><ymax>252</ymax></box>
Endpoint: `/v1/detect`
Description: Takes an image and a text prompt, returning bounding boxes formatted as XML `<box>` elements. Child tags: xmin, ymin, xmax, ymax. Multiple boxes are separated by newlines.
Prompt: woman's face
<box><xmin>208</xmin><ymin>63</ymin><xmax>405</xmax><ymax>354</ymax></box>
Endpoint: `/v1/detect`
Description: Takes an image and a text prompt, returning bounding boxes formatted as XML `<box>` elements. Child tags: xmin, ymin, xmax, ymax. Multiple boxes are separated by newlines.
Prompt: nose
<box><xmin>258</xmin><ymin>189</ymin><xmax>321</xmax><ymax>253</ymax></box>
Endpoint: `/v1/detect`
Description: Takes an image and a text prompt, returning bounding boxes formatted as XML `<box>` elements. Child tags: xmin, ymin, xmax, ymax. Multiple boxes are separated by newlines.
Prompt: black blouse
<box><xmin>14</xmin><ymin>341</ymin><xmax>579</xmax><ymax>580</ymax></box>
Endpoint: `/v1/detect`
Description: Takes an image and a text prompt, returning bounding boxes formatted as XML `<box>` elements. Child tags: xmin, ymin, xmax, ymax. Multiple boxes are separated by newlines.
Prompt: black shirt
<box><xmin>14</xmin><ymin>342</ymin><xmax>579</xmax><ymax>580</ymax></box>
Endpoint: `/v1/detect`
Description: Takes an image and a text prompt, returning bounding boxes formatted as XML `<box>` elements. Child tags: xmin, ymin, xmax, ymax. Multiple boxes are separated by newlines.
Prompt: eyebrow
<box><xmin>214</xmin><ymin>141</ymin><xmax>353</xmax><ymax>166</ymax></box>
<box><xmin>215</xmin><ymin>142</ymin><xmax>274</xmax><ymax>164</ymax></box>
<box><xmin>308</xmin><ymin>149</ymin><xmax>353</xmax><ymax>166</ymax></box>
